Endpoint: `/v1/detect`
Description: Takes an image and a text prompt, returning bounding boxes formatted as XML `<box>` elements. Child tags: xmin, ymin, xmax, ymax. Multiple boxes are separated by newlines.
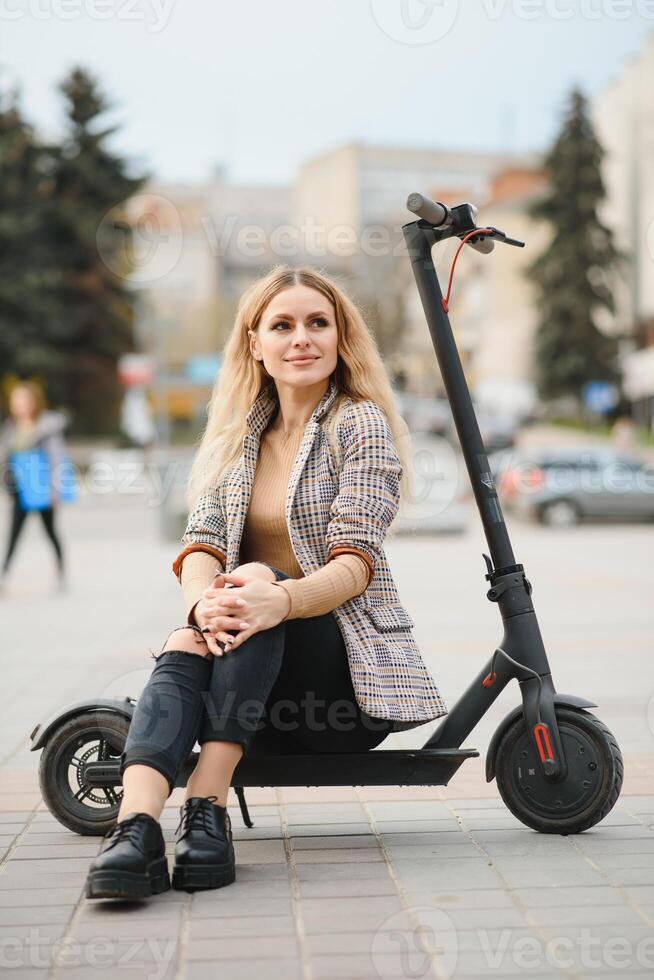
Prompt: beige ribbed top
<box><xmin>180</xmin><ymin>420</ymin><xmax>369</xmax><ymax>623</ymax></box>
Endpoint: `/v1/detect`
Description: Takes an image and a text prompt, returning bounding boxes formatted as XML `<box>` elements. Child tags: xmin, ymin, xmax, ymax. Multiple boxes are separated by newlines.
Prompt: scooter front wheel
<box><xmin>39</xmin><ymin>711</ymin><xmax>129</xmax><ymax>836</ymax></box>
<box><xmin>494</xmin><ymin>707</ymin><xmax>623</xmax><ymax>834</ymax></box>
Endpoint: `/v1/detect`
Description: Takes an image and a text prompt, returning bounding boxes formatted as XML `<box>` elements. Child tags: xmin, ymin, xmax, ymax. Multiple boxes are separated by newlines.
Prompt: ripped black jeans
<box><xmin>119</xmin><ymin>565</ymin><xmax>392</xmax><ymax>795</ymax></box>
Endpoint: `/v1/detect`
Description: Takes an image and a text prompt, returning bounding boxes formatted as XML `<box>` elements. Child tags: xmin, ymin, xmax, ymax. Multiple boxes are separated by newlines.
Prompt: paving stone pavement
<box><xmin>1</xmin><ymin>484</ymin><xmax>653</xmax><ymax>978</ymax></box>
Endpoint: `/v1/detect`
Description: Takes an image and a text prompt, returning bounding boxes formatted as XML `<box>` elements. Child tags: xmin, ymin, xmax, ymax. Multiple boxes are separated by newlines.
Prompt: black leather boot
<box><xmin>172</xmin><ymin>795</ymin><xmax>236</xmax><ymax>892</ymax></box>
<box><xmin>85</xmin><ymin>812</ymin><xmax>171</xmax><ymax>900</ymax></box>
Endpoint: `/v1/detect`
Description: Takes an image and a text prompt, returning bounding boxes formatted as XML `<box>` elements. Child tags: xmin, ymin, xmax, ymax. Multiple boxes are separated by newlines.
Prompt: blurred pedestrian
<box><xmin>0</xmin><ymin>381</ymin><xmax>69</xmax><ymax>591</ymax></box>
<box><xmin>611</xmin><ymin>414</ymin><xmax>636</xmax><ymax>451</ymax></box>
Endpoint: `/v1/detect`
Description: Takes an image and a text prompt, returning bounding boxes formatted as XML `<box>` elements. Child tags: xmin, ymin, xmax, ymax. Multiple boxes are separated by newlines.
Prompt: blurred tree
<box><xmin>526</xmin><ymin>88</ymin><xmax>624</xmax><ymax>412</ymax></box>
<box><xmin>46</xmin><ymin>66</ymin><xmax>150</xmax><ymax>434</ymax></box>
<box><xmin>0</xmin><ymin>83</ymin><xmax>61</xmax><ymax>386</ymax></box>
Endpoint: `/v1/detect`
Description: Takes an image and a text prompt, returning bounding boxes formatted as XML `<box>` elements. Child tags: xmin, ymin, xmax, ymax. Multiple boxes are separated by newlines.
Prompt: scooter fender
<box><xmin>485</xmin><ymin>694</ymin><xmax>598</xmax><ymax>782</ymax></box>
<box><xmin>29</xmin><ymin>697</ymin><xmax>136</xmax><ymax>751</ymax></box>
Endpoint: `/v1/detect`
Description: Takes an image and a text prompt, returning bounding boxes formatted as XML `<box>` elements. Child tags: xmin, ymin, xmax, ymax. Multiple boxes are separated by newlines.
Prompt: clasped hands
<box><xmin>193</xmin><ymin>567</ymin><xmax>291</xmax><ymax>656</ymax></box>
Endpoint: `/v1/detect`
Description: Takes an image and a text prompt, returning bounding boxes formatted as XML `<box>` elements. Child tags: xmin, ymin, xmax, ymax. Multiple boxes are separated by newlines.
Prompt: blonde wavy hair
<box><xmin>186</xmin><ymin>266</ymin><xmax>413</xmax><ymax>532</ymax></box>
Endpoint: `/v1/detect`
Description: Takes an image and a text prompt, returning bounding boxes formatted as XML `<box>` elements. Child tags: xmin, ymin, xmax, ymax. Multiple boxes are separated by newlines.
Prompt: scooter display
<box><xmin>29</xmin><ymin>194</ymin><xmax>623</xmax><ymax>838</ymax></box>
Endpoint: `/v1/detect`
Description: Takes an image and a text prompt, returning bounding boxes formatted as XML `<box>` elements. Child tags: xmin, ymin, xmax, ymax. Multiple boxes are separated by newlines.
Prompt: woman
<box><xmin>86</xmin><ymin>266</ymin><xmax>448</xmax><ymax>901</ymax></box>
<box><xmin>0</xmin><ymin>381</ymin><xmax>67</xmax><ymax>590</ymax></box>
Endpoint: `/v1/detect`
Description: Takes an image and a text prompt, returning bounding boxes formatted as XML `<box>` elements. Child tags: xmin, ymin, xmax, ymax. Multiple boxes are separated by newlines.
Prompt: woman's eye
<box><xmin>272</xmin><ymin>317</ymin><xmax>329</xmax><ymax>330</ymax></box>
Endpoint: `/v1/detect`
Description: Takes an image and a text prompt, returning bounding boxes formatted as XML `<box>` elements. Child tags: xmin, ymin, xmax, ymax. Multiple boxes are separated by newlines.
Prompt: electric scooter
<box><xmin>29</xmin><ymin>194</ymin><xmax>623</xmax><ymax>838</ymax></box>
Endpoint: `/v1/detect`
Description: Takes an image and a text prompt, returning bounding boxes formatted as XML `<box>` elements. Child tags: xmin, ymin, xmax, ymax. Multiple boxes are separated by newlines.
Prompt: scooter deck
<box><xmin>180</xmin><ymin>748</ymin><xmax>480</xmax><ymax>788</ymax></box>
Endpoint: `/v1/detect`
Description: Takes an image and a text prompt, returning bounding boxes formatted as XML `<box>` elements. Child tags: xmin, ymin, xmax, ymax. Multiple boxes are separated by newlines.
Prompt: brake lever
<box><xmin>465</xmin><ymin>226</ymin><xmax>525</xmax><ymax>248</ymax></box>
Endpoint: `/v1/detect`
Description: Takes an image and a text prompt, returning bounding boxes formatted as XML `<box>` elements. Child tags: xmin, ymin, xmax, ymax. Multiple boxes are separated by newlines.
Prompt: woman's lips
<box><xmin>286</xmin><ymin>357</ymin><xmax>318</xmax><ymax>363</ymax></box>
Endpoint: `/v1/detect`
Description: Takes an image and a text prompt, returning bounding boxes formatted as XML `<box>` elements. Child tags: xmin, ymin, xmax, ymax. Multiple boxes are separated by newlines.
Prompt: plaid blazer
<box><xmin>173</xmin><ymin>379</ymin><xmax>448</xmax><ymax>731</ymax></box>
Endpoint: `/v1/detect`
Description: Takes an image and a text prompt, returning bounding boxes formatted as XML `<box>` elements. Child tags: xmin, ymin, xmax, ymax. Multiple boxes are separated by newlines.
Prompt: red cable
<box><xmin>441</xmin><ymin>227</ymin><xmax>494</xmax><ymax>313</ymax></box>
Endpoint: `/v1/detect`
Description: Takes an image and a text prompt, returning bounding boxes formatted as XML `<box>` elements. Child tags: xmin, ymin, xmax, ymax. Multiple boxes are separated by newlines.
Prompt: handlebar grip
<box><xmin>406</xmin><ymin>193</ymin><xmax>449</xmax><ymax>226</ymax></box>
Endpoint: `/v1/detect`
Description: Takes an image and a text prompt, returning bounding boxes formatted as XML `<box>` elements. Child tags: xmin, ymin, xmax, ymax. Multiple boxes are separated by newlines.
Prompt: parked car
<box><xmin>488</xmin><ymin>447</ymin><xmax>654</xmax><ymax>527</ymax></box>
<box><xmin>393</xmin><ymin>391</ymin><xmax>451</xmax><ymax>437</ymax></box>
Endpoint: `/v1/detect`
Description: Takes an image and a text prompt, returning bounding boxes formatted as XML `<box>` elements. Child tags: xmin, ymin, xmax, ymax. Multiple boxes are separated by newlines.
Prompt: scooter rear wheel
<box><xmin>39</xmin><ymin>711</ymin><xmax>128</xmax><ymax>836</ymax></box>
<box><xmin>495</xmin><ymin>707</ymin><xmax>623</xmax><ymax>834</ymax></box>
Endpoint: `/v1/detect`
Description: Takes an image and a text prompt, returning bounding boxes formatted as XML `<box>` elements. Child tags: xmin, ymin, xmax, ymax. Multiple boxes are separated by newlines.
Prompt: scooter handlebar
<box><xmin>406</xmin><ymin>193</ymin><xmax>497</xmax><ymax>254</ymax></box>
<box><xmin>406</xmin><ymin>193</ymin><xmax>450</xmax><ymax>226</ymax></box>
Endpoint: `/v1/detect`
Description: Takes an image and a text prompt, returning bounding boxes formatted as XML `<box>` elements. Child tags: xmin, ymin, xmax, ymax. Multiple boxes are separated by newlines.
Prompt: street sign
<box><xmin>582</xmin><ymin>381</ymin><xmax>619</xmax><ymax>415</ymax></box>
<box><xmin>185</xmin><ymin>355</ymin><xmax>222</xmax><ymax>385</ymax></box>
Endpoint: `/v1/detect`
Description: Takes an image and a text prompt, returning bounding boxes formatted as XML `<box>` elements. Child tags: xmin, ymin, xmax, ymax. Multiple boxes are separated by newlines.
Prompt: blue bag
<box><xmin>9</xmin><ymin>448</ymin><xmax>79</xmax><ymax>510</ymax></box>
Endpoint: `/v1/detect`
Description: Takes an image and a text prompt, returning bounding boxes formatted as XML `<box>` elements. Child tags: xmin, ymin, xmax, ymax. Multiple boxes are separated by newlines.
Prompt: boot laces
<box><xmin>176</xmin><ymin>795</ymin><xmax>227</xmax><ymax>839</ymax></box>
<box><xmin>103</xmin><ymin>814</ymin><xmax>147</xmax><ymax>851</ymax></box>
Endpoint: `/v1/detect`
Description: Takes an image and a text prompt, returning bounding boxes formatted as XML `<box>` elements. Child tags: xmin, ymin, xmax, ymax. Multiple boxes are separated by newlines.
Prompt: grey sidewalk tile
<box><xmin>577</xmin><ymin>838</ymin><xmax>654</xmax><ymax>855</ymax></box>
<box><xmin>185</xmin><ymin>959</ymin><xmax>303</xmax><ymax>980</ymax></box>
<box><xmin>6</xmin><ymin>857</ymin><xmax>94</xmax><ymax>872</ymax></box>
<box><xmin>379</xmin><ymin>830</ymin><xmax>473</xmax><ymax>846</ymax></box>
<box><xmin>446</xmin><ymin>907</ymin><xmax>533</xmax><ymax>930</ymax></box>
<box><xmin>491</xmin><ymin>866</ymin><xmax>609</xmax><ymax>889</ymax></box>
<box><xmin>0</xmin><ymin>906</ymin><xmax>74</xmax><ymax>926</ymax></box>
<box><xmin>68</xmin><ymin>919</ymin><xmax>183</xmax><ymax>941</ymax></box>
<box><xmin>310</xmin><ymin>952</ymin><xmax>438</xmax><ymax>979</ymax></box>
<box><xmin>187</xmin><ymin>914</ymin><xmax>295</xmax><ymax>939</ymax></box>
<box><xmin>189</xmin><ymin>897</ymin><xmax>294</xmax><ymax>918</ymax></box>
<box><xmin>185</xmin><ymin>935</ymin><xmax>299</xmax><ymax>961</ymax></box>
<box><xmin>527</xmin><ymin>904</ymin><xmax>649</xmax><ymax>927</ymax></box>
<box><xmin>0</xmin><ymin>888</ymin><xmax>81</xmax><ymax>906</ymax></box>
<box><xmin>294</xmin><ymin>862</ymin><xmax>392</xmax><ymax>880</ymax></box>
<box><xmin>299</xmin><ymin>896</ymin><xmax>403</xmax><ymax>917</ymax></box>
<box><xmin>403</xmin><ymin>888</ymin><xmax>516</xmax><ymax>909</ymax></box>
<box><xmin>293</xmin><ymin>847</ymin><xmax>384</xmax><ymax>863</ymax></box>
<box><xmin>0</xmin><ymin>923</ymin><xmax>67</xmax><ymax>941</ymax></box>
<box><xmin>603</xmin><ymin>867</ymin><xmax>654</xmax><ymax>886</ymax></box>
<box><xmin>305</xmin><ymin>931</ymin><xmax>379</xmax><ymax>955</ymax></box>
<box><xmin>394</xmin><ymin>866</ymin><xmax>503</xmax><ymax>891</ymax></box>
<box><xmin>285</xmin><ymin>822</ymin><xmax>372</xmax><ymax>836</ymax></box>
<box><xmin>232</xmin><ymin>839</ymin><xmax>286</xmax><ymax>863</ymax></box>
<box><xmin>190</xmin><ymin>879</ymin><xmax>292</xmax><ymax>903</ymax></box>
<box><xmin>622</xmin><ymin>886</ymin><xmax>654</xmax><ymax>904</ymax></box>
<box><xmin>301</xmin><ymin>909</ymin><xmax>416</xmax><ymax>934</ymax></box>
<box><xmin>290</xmin><ymin>834</ymin><xmax>379</xmax><ymax>850</ymax></box>
<box><xmin>297</xmin><ymin>878</ymin><xmax>398</xmax><ymax>898</ymax></box>
<box><xmin>0</xmin><ymin>872</ymin><xmax>87</xmax><ymax>889</ymax></box>
<box><xmin>12</xmin><ymin>844</ymin><xmax>99</xmax><ymax>859</ymax></box>
<box><xmin>513</xmin><ymin>886</ymin><xmax>631</xmax><ymax>908</ymax></box>
<box><xmin>374</xmin><ymin>819</ymin><xmax>464</xmax><ymax>834</ymax></box>
<box><xmin>385</xmin><ymin>843</ymin><xmax>485</xmax><ymax>860</ymax></box>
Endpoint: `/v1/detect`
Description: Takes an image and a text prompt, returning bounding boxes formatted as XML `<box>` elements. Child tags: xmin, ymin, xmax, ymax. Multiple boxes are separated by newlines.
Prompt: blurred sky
<box><xmin>1</xmin><ymin>0</ymin><xmax>652</xmax><ymax>185</ymax></box>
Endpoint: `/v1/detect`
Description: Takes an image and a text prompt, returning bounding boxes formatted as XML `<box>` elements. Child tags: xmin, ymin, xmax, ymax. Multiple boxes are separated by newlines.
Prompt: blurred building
<box><xmin>592</xmin><ymin>31</ymin><xmax>654</xmax><ymax>429</ymax></box>
<box><xmin>128</xmin><ymin>144</ymin><xmax>543</xmax><ymax>419</ymax></box>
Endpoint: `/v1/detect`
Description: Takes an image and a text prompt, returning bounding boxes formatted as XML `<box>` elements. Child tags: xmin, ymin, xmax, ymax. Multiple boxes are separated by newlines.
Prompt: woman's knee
<box><xmin>233</xmin><ymin>561</ymin><xmax>277</xmax><ymax>583</ymax></box>
<box><xmin>159</xmin><ymin>627</ymin><xmax>211</xmax><ymax>657</ymax></box>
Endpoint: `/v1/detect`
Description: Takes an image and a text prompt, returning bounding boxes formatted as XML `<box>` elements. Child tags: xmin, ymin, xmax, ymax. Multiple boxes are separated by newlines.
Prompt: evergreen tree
<box><xmin>526</xmin><ymin>88</ymin><xmax>623</xmax><ymax>410</ymax></box>
<box><xmin>0</xmin><ymin>82</ymin><xmax>59</xmax><ymax>383</ymax></box>
<box><xmin>47</xmin><ymin>66</ymin><xmax>150</xmax><ymax>433</ymax></box>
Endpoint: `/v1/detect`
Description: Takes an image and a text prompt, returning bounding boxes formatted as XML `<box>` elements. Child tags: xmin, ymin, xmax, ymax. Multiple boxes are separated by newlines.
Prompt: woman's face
<box><xmin>9</xmin><ymin>388</ymin><xmax>36</xmax><ymax>422</ymax></box>
<box><xmin>249</xmin><ymin>285</ymin><xmax>339</xmax><ymax>388</ymax></box>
